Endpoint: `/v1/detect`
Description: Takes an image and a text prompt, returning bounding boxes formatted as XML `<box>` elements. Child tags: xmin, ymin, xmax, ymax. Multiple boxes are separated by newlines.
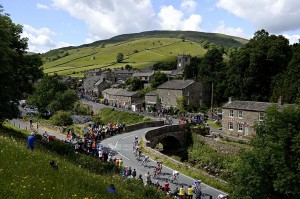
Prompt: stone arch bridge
<box><xmin>144</xmin><ymin>124</ymin><xmax>192</xmax><ymax>151</ymax></box>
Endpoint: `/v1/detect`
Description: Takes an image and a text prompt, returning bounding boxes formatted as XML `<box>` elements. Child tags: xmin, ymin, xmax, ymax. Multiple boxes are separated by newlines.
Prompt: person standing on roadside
<box><xmin>27</xmin><ymin>132</ymin><xmax>35</xmax><ymax>150</ymax></box>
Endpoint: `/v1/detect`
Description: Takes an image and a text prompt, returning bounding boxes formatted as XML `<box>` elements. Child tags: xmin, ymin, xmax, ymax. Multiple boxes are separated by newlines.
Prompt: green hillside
<box><xmin>41</xmin><ymin>31</ymin><xmax>248</xmax><ymax>77</ymax></box>
<box><xmin>0</xmin><ymin>124</ymin><xmax>166</xmax><ymax>199</ymax></box>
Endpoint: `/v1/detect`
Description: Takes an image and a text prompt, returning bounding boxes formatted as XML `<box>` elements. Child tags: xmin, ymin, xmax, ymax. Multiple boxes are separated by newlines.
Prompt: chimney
<box><xmin>278</xmin><ymin>96</ymin><xmax>284</xmax><ymax>105</ymax></box>
<box><xmin>228</xmin><ymin>97</ymin><xmax>232</xmax><ymax>103</ymax></box>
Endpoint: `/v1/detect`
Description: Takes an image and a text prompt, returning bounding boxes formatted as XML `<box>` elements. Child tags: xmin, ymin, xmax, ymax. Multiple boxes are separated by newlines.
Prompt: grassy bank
<box><xmin>0</xmin><ymin>123</ymin><xmax>166</xmax><ymax>199</ymax></box>
<box><xmin>94</xmin><ymin>108</ymin><xmax>152</xmax><ymax>125</ymax></box>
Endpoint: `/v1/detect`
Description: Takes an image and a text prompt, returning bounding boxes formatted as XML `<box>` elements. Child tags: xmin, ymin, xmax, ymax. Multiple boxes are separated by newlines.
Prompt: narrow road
<box><xmin>101</xmin><ymin>127</ymin><xmax>227</xmax><ymax>199</ymax></box>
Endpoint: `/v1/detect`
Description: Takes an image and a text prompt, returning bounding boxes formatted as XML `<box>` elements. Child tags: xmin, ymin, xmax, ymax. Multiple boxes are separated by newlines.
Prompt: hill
<box><xmin>41</xmin><ymin>30</ymin><xmax>248</xmax><ymax>77</ymax></box>
<box><xmin>0</xmin><ymin>124</ymin><xmax>166</xmax><ymax>199</ymax></box>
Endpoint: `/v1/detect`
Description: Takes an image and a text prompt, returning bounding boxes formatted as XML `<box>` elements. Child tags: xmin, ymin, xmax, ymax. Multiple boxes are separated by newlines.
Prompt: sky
<box><xmin>2</xmin><ymin>0</ymin><xmax>300</xmax><ymax>53</ymax></box>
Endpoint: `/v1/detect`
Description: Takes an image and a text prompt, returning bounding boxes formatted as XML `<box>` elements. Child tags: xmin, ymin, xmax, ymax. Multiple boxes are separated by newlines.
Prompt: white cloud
<box><xmin>282</xmin><ymin>34</ymin><xmax>300</xmax><ymax>44</ymax></box>
<box><xmin>52</xmin><ymin>0</ymin><xmax>155</xmax><ymax>41</ymax></box>
<box><xmin>180</xmin><ymin>0</ymin><xmax>197</xmax><ymax>13</ymax></box>
<box><xmin>36</xmin><ymin>3</ymin><xmax>50</xmax><ymax>10</ymax></box>
<box><xmin>213</xmin><ymin>21</ymin><xmax>246</xmax><ymax>38</ymax></box>
<box><xmin>157</xmin><ymin>5</ymin><xmax>202</xmax><ymax>31</ymax></box>
<box><xmin>216</xmin><ymin>0</ymin><xmax>300</xmax><ymax>33</ymax></box>
<box><xmin>22</xmin><ymin>24</ymin><xmax>71</xmax><ymax>53</ymax></box>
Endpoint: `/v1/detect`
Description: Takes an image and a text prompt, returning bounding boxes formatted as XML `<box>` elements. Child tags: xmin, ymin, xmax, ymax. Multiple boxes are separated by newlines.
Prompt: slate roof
<box><xmin>223</xmin><ymin>101</ymin><xmax>291</xmax><ymax>112</ymax></box>
<box><xmin>157</xmin><ymin>80</ymin><xmax>195</xmax><ymax>90</ymax></box>
<box><xmin>132</xmin><ymin>72</ymin><xmax>154</xmax><ymax>77</ymax></box>
<box><xmin>114</xmin><ymin>69</ymin><xmax>136</xmax><ymax>74</ymax></box>
<box><xmin>145</xmin><ymin>90</ymin><xmax>157</xmax><ymax>96</ymax></box>
<box><xmin>102</xmin><ymin>88</ymin><xmax>139</xmax><ymax>97</ymax></box>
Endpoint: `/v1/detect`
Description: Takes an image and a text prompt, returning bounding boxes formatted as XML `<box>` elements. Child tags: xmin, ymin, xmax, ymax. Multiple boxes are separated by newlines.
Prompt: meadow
<box><xmin>42</xmin><ymin>38</ymin><xmax>208</xmax><ymax>77</ymax></box>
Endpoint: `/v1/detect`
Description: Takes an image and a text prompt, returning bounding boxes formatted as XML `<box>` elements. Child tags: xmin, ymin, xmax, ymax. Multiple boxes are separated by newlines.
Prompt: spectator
<box><xmin>27</xmin><ymin>132</ymin><xmax>35</xmax><ymax>150</ymax></box>
<box><xmin>106</xmin><ymin>184</ymin><xmax>116</xmax><ymax>194</ymax></box>
<box><xmin>187</xmin><ymin>185</ymin><xmax>193</xmax><ymax>199</ymax></box>
<box><xmin>179</xmin><ymin>185</ymin><xmax>185</xmax><ymax>199</ymax></box>
<box><xmin>132</xmin><ymin>168</ymin><xmax>137</xmax><ymax>178</ymax></box>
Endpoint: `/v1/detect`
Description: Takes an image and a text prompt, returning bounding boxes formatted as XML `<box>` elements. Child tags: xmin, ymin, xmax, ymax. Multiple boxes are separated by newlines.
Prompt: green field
<box><xmin>0</xmin><ymin>124</ymin><xmax>166</xmax><ymax>199</ymax></box>
<box><xmin>41</xmin><ymin>31</ymin><xmax>248</xmax><ymax>77</ymax></box>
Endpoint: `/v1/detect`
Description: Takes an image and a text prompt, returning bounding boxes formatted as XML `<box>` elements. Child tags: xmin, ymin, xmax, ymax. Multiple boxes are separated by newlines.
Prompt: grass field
<box><xmin>41</xmin><ymin>37</ymin><xmax>209</xmax><ymax>76</ymax></box>
<box><xmin>0</xmin><ymin>124</ymin><xmax>166</xmax><ymax>199</ymax></box>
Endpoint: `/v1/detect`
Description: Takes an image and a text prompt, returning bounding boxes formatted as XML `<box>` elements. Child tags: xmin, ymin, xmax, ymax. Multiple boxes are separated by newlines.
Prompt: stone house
<box><xmin>114</xmin><ymin>69</ymin><xmax>136</xmax><ymax>83</ymax></box>
<box><xmin>102</xmin><ymin>88</ymin><xmax>140</xmax><ymax>108</ymax></box>
<box><xmin>221</xmin><ymin>97</ymin><xmax>290</xmax><ymax>136</ymax></box>
<box><xmin>146</xmin><ymin>79</ymin><xmax>210</xmax><ymax>109</ymax></box>
<box><xmin>145</xmin><ymin>90</ymin><xmax>158</xmax><ymax>109</ymax></box>
<box><xmin>132</xmin><ymin>71</ymin><xmax>154</xmax><ymax>83</ymax></box>
<box><xmin>84</xmin><ymin>69</ymin><xmax>102</xmax><ymax>78</ymax></box>
<box><xmin>83</xmin><ymin>76</ymin><xmax>101</xmax><ymax>96</ymax></box>
<box><xmin>93</xmin><ymin>78</ymin><xmax>110</xmax><ymax>97</ymax></box>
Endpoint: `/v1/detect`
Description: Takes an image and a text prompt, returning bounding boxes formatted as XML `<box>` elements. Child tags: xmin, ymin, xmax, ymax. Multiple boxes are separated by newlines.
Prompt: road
<box><xmin>100</xmin><ymin>127</ymin><xmax>227</xmax><ymax>199</ymax></box>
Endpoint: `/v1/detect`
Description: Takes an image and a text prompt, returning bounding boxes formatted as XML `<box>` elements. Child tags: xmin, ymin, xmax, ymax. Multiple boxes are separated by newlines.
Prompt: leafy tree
<box><xmin>178</xmin><ymin>34</ymin><xmax>185</xmax><ymax>41</ymax></box>
<box><xmin>151</xmin><ymin>71</ymin><xmax>168</xmax><ymax>88</ymax></box>
<box><xmin>226</xmin><ymin>29</ymin><xmax>292</xmax><ymax>102</ymax></box>
<box><xmin>197</xmin><ymin>47</ymin><xmax>226</xmax><ymax>105</ymax></box>
<box><xmin>231</xmin><ymin>104</ymin><xmax>300</xmax><ymax>198</ymax></box>
<box><xmin>50</xmin><ymin>111</ymin><xmax>73</xmax><ymax>126</ymax></box>
<box><xmin>0</xmin><ymin>6</ymin><xmax>43</xmax><ymax>123</ymax></box>
<box><xmin>125</xmin><ymin>64</ymin><xmax>133</xmax><ymax>70</ymax></box>
<box><xmin>152</xmin><ymin>61</ymin><xmax>177</xmax><ymax>70</ymax></box>
<box><xmin>28</xmin><ymin>75</ymin><xmax>77</xmax><ymax>114</ymax></box>
<box><xmin>272</xmin><ymin>43</ymin><xmax>300</xmax><ymax>103</ymax></box>
<box><xmin>183</xmin><ymin>56</ymin><xmax>201</xmax><ymax>79</ymax></box>
<box><xmin>176</xmin><ymin>96</ymin><xmax>187</xmax><ymax>112</ymax></box>
<box><xmin>125</xmin><ymin>77</ymin><xmax>144</xmax><ymax>91</ymax></box>
<box><xmin>116</xmin><ymin>53</ymin><xmax>124</xmax><ymax>63</ymax></box>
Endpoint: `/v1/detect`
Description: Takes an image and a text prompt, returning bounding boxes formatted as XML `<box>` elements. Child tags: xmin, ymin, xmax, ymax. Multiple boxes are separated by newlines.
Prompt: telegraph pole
<box><xmin>211</xmin><ymin>83</ymin><xmax>213</xmax><ymax>117</ymax></box>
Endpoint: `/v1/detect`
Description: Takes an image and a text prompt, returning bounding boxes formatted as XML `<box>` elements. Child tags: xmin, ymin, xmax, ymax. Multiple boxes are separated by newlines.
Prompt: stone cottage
<box><xmin>221</xmin><ymin>97</ymin><xmax>291</xmax><ymax>136</ymax></box>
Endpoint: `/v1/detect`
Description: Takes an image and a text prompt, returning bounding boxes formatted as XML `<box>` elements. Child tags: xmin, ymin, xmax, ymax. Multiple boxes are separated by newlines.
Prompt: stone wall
<box><xmin>197</xmin><ymin>135</ymin><xmax>244</xmax><ymax>156</ymax></box>
<box><xmin>145</xmin><ymin>124</ymin><xmax>191</xmax><ymax>148</ymax></box>
<box><xmin>124</xmin><ymin>121</ymin><xmax>165</xmax><ymax>132</ymax></box>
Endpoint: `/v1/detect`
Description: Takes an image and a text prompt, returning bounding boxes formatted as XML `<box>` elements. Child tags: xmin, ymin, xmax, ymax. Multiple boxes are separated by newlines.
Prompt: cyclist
<box><xmin>192</xmin><ymin>179</ymin><xmax>201</xmax><ymax>193</ymax></box>
<box><xmin>141</xmin><ymin>155</ymin><xmax>149</xmax><ymax>166</ymax></box>
<box><xmin>170</xmin><ymin>170</ymin><xmax>179</xmax><ymax>183</ymax></box>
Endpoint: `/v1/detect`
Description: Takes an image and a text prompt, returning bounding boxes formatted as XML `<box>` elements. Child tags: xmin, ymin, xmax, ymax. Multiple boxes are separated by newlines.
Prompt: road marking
<box><xmin>114</xmin><ymin>141</ymin><xmax>118</xmax><ymax>149</ymax></box>
<box><xmin>117</xmin><ymin>152</ymin><xmax>130</xmax><ymax>160</ymax></box>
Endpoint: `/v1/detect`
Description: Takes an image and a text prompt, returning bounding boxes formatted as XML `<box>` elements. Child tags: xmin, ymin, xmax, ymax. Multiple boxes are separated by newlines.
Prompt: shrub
<box><xmin>50</xmin><ymin>111</ymin><xmax>73</xmax><ymax>126</ymax></box>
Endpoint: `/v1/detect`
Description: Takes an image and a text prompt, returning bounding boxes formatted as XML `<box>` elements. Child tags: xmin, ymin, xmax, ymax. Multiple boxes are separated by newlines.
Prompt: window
<box><xmin>259</xmin><ymin>112</ymin><xmax>265</xmax><ymax>121</ymax></box>
<box><xmin>238</xmin><ymin>111</ymin><xmax>243</xmax><ymax>118</ymax></box>
<box><xmin>168</xmin><ymin>91</ymin><xmax>170</xmax><ymax>95</ymax></box>
<box><xmin>228</xmin><ymin>122</ymin><xmax>233</xmax><ymax>130</ymax></box>
<box><xmin>229</xmin><ymin>110</ymin><xmax>234</xmax><ymax>117</ymax></box>
<box><xmin>186</xmin><ymin>91</ymin><xmax>190</xmax><ymax>96</ymax></box>
<box><xmin>187</xmin><ymin>98</ymin><xmax>190</xmax><ymax>105</ymax></box>
<box><xmin>238</xmin><ymin>123</ymin><xmax>243</xmax><ymax>132</ymax></box>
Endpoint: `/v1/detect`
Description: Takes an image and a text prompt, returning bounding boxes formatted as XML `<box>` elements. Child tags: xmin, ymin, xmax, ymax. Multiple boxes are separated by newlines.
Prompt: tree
<box><xmin>197</xmin><ymin>47</ymin><xmax>226</xmax><ymax>105</ymax></box>
<box><xmin>176</xmin><ymin>96</ymin><xmax>187</xmax><ymax>112</ymax></box>
<box><xmin>231</xmin><ymin>104</ymin><xmax>300</xmax><ymax>198</ymax></box>
<box><xmin>0</xmin><ymin>6</ymin><xmax>43</xmax><ymax>123</ymax></box>
<box><xmin>116</xmin><ymin>53</ymin><xmax>124</xmax><ymax>63</ymax></box>
<box><xmin>125</xmin><ymin>77</ymin><xmax>144</xmax><ymax>91</ymax></box>
<box><xmin>178</xmin><ymin>34</ymin><xmax>185</xmax><ymax>41</ymax></box>
<box><xmin>183</xmin><ymin>56</ymin><xmax>201</xmax><ymax>79</ymax></box>
<box><xmin>226</xmin><ymin>30</ymin><xmax>292</xmax><ymax>102</ymax></box>
<box><xmin>125</xmin><ymin>64</ymin><xmax>132</xmax><ymax>70</ymax></box>
<box><xmin>151</xmin><ymin>71</ymin><xmax>168</xmax><ymax>88</ymax></box>
<box><xmin>50</xmin><ymin>111</ymin><xmax>73</xmax><ymax>126</ymax></box>
<box><xmin>272</xmin><ymin>43</ymin><xmax>300</xmax><ymax>103</ymax></box>
<box><xmin>28</xmin><ymin>75</ymin><xmax>77</xmax><ymax>114</ymax></box>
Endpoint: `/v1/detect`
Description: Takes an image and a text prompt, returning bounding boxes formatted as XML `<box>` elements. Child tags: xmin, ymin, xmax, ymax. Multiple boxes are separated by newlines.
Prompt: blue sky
<box><xmin>2</xmin><ymin>0</ymin><xmax>300</xmax><ymax>53</ymax></box>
